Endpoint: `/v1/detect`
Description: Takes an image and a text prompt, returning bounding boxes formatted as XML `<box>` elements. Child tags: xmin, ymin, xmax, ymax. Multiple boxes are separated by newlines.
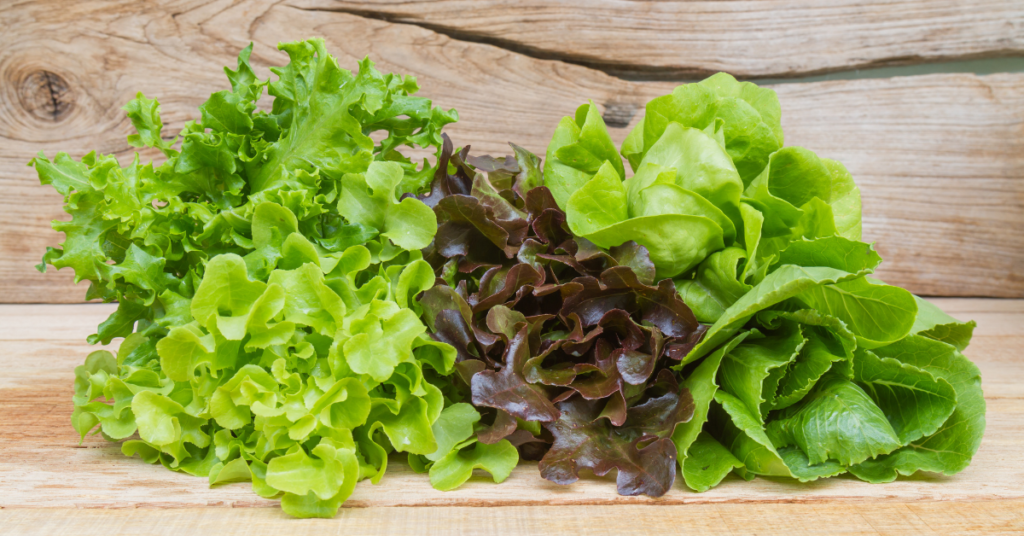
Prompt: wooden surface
<box><xmin>3</xmin><ymin>502</ymin><xmax>1024</xmax><ymax>536</ymax></box>
<box><xmin>0</xmin><ymin>300</ymin><xmax>1021</xmax><ymax>535</ymax></box>
<box><xmin>291</xmin><ymin>0</ymin><xmax>1024</xmax><ymax>78</ymax></box>
<box><xmin>0</xmin><ymin>0</ymin><xmax>1023</xmax><ymax>302</ymax></box>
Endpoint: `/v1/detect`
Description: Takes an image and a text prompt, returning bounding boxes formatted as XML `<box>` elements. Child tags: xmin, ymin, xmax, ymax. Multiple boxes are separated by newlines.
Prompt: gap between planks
<box><xmin>285</xmin><ymin>0</ymin><xmax>1024</xmax><ymax>79</ymax></box>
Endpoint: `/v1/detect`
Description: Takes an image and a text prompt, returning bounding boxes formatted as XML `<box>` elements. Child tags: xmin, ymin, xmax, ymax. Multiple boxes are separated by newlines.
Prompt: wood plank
<box><xmin>287</xmin><ymin>0</ymin><xmax>1024</xmax><ymax>78</ymax></box>
<box><xmin>0</xmin><ymin>300</ymin><xmax>1019</xmax><ymax>511</ymax></box>
<box><xmin>2</xmin><ymin>501</ymin><xmax>1023</xmax><ymax>536</ymax></box>
<box><xmin>0</xmin><ymin>397</ymin><xmax>1020</xmax><ymax>509</ymax></box>
<box><xmin>1</xmin><ymin>1</ymin><xmax>1022</xmax><ymax>302</ymax></box>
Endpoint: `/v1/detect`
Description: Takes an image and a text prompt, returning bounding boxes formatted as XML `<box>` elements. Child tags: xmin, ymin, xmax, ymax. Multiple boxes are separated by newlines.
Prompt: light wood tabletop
<box><xmin>1</xmin><ymin>300</ymin><xmax>1021</xmax><ymax>534</ymax></box>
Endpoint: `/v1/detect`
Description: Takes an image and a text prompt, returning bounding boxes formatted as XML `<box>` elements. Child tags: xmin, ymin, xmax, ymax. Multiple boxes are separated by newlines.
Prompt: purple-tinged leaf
<box><xmin>454</xmin><ymin>359</ymin><xmax>486</xmax><ymax>387</ymax></box>
<box><xmin>486</xmin><ymin>305</ymin><xmax>527</xmax><ymax>342</ymax></box>
<box><xmin>609</xmin><ymin>242</ymin><xmax>657</xmax><ymax>286</ymax></box>
<box><xmin>510</xmin><ymin>143</ymin><xmax>543</xmax><ymax>200</ymax></box>
<box><xmin>471</xmin><ymin>326</ymin><xmax>561</xmax><ymax>422</ymax></box>
<box><xmin>477</xmin><ymin>408</ymin><xmax>518</xmax><ymax>444</ymax></box>
<box><xmin>473</xmin><ymin>263</ymin><xmax>545</xmax><ymax>313</ymax></box>
<box><xmin>413</xmin><ymin>134</ymin><xmax>473</xmax><ymax>209</ymax></box>
<box><xmin>435</xmin><ymin>195</ymin><xmax>511</xmax><ymax>254</ymax></box>
<box><xmin>434</xmin><ymin>309</ymin><xmax>480</xmax><ymax>363</ymax></box>
<box><xmin>471</xmin><ymin>173</ymin><xmax>529</xmax><ymax>245</ymax></box>
<box><xmin>538</xmin><ymin>395</ymin><xmax>686</xmax><ymax>497</ymax></box>
<box><xmin>566</xmin><ymin>339</ymin><xmax>623</xmax><ymax>400</ymax></box>
<box><xmin>419</xmin><ymin>285</ymin><xmax>473</xmax><ymax>331</ymax></box>
<box><xmin>616</xmin><ymin>349</ymin><xmax>658</xmax><ymax>386</ymax></box>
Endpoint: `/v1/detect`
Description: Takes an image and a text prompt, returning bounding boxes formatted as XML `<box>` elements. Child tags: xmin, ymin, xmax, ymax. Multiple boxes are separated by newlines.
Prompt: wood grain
<box><xmin>2</xmin><ymin>502</ymin><xmax>1023</xmax><ymax>536</ymax></box>
<box><xmin>1</xmin><ymin>1</ymin><xmax>1022</xmax><ymax>303</ymax></box>
<box><xmin>0</xmin><ymin>300</ymin><xmax>1020</xmax><ymax>515</ymax></box>
<box><xmin>288</xmin><ymin>0</ymin><xmax>1024</xmax><ymax>78</ymax></box>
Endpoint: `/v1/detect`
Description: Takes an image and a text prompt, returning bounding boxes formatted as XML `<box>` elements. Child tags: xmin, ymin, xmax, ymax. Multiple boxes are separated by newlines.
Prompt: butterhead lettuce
<box><xmin>543</xmin><ymin>73</ymin><xmax>983</xmax><ymax>493</ymax></box>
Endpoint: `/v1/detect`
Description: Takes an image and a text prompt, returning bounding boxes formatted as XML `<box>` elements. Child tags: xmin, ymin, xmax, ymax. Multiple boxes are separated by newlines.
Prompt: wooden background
<box><xmin>1</xmin><ymin>0</ymin><xmax>1023</xmax><ymax>301</ymax></box>
<box><xmin>1</xmin><ymin>1</ymin><xmax>1023</xmax><ymax>534</ymax></box>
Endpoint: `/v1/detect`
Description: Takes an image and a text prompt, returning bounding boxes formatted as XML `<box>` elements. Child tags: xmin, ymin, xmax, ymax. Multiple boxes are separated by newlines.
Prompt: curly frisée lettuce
<box><xmin>36</xmin><ymin>38</ymin><xmax>984</xmax><ymax>515</ymax></box>
<box><xmin>36</xmin><ymin>39</ymin><xmax>518</xmax><ymax>519</ymax></box>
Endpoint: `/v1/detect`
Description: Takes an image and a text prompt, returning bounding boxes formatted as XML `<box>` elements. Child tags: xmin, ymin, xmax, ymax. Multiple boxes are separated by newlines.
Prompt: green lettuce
<box><xmin>544</xmin><ymin>74</ymin><xmax>984</xmax><ymax>493</ymax></box>
<box><xmin>45</xmin><ymin>38</ymin><xmax>499</xmax><ymax>519</ymax></box>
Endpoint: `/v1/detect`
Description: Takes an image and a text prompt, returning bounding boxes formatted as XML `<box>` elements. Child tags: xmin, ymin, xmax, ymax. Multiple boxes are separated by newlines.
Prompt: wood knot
<box><xmin>601</xmin><ymin>102</ymin><xmax>637</xmax><ymax>129</ymax></box>
<box><xmin>19</xmin><ymin>70</ymin><xmax>74</xmax><ymax>122</ymax></box>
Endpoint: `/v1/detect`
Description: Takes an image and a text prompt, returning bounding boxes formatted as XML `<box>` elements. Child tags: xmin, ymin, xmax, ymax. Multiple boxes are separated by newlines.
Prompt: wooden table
<box><xmin>1</xmin><ymin>1</ymin><xmax>1023</xmax><ymax>534</ymax></box>
<box><xmin>1</xmin><ymin>301</ymin><xmax>1021</xmax><ymax>534</ymax></box>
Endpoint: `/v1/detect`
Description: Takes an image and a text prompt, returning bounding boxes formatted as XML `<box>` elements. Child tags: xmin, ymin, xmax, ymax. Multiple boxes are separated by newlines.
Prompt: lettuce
<box><xmin>544</xmin><ymin>73</ymin><xmax>984</xmax><ymax>492</ymax></box>
<box><xmin>42</xmin><ymin>38</ymin><xmax>494</xmax><ymax>519</ymax></box>
<box><xmin>414</xmin><ymin>139</ymin><xmax>703</xmax><ymax>496</ymax></box>
<box><xmin>39</xmin><ymin>39</ymin><xmax>985</xmax><ymax>510</ymax></box>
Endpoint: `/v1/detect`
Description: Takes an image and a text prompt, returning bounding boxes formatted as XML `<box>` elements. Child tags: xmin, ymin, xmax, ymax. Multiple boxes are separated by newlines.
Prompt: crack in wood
<box><xmin>284</xmin><ymin>4</ymin><xmax>1024</xmax><ymax>83</ymax></box>
<box><xmin>42</xmin><ymin>72</ymin><xmax>64</xmax><ymax>122</ymax></box>
<box><xmin>284</xmin><ymin>4</ymin><xmax>668</xmax><ymax>81</ymax></box>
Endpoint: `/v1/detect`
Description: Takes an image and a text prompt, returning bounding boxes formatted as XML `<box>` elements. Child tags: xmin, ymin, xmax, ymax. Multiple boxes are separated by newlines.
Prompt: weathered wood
<box><xmin>288</xmin><ymin>0</ymin><xmax>1024</xmax><ymax>78</ymax></box>
<box><xmin>1</xmin><ymin>1</ymin><xmax>1022</xmax><ymax>302</ymax></box>
<box><xmin>3</xmin><ymin>501</ymin><xmax>1024</xmax><ymax>536</ymax></box>
<box><xmin>0</xmin><ymin>300</ymin><xmax>1020</xmax><ymax>514</ymax></box>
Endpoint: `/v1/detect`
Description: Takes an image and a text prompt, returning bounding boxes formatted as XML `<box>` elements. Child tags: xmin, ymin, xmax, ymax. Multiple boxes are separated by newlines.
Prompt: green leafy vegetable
<box><xmin>49</xmin><ymin>38</ymin><xmax>470</xmax><ymax>519</ymax></box>
<box><xmin>544</xmin><ymin>74</ymin><xmax>984</xmax><ymax>492</ymax></box>
<box><xmin>40</xmin><ymin>42</ymin><xmax>985</xmax><ymax>511</ymax></box>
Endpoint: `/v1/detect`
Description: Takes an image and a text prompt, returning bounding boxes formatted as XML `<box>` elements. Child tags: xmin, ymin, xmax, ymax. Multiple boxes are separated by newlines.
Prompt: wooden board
<box><xmin>1</xmin><ymin>1</ymin><xmax>1022</xmax><ymax>303</ymax></box>
<box><xmin>289</xmin><ymin>0</ymin><xmax>1024</xmax><ymax>78</ymax></box>
<box><xmin>3</xmin><ymin>502</ymin><xmax>1024</xmax><ymax>536</ymax></box>
<box><xmin>0</xmin><ymin>300</ymin><xmax>1021</xmax><ymax>536</ymax></box>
